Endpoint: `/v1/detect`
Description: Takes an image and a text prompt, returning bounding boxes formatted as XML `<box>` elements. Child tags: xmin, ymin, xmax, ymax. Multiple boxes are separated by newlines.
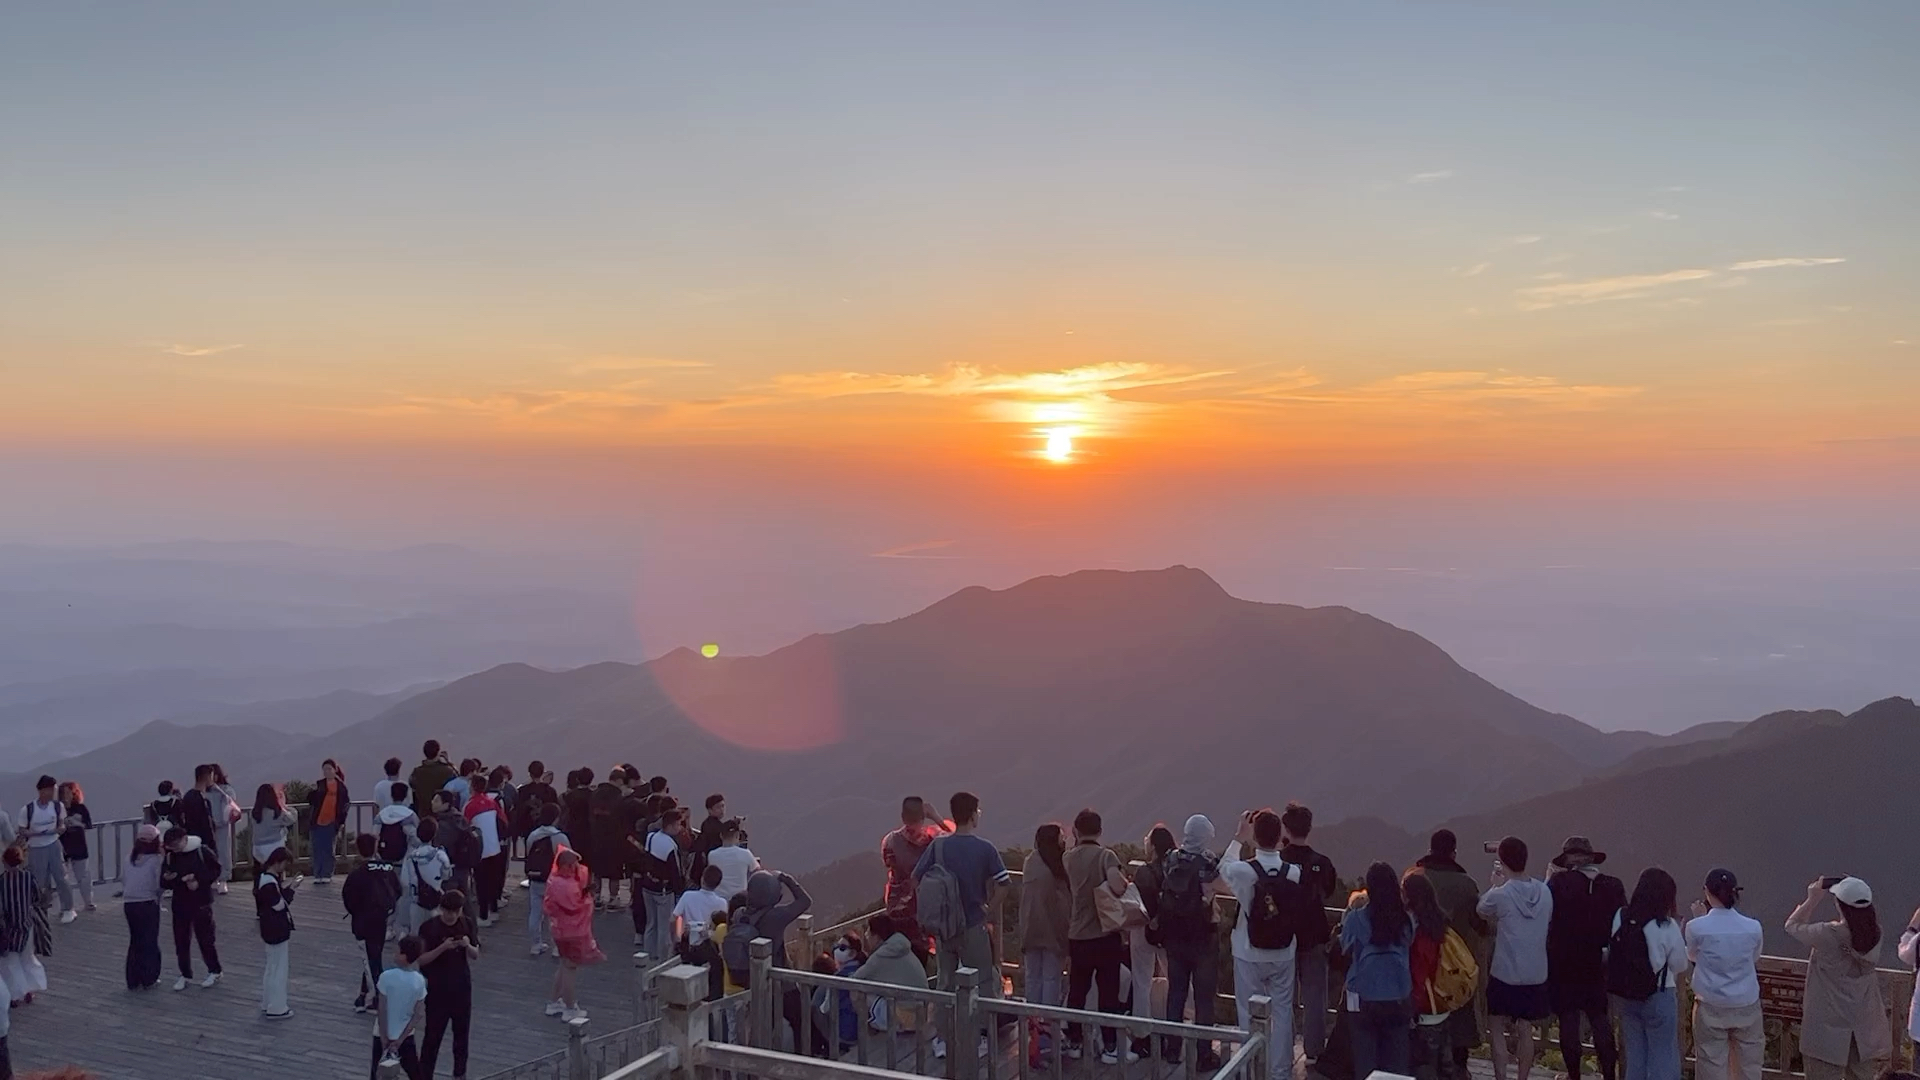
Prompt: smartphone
<box><xmin>1820</xmin><ymin>875</ymin><xmax>1845</xmax><ymax>890</ymax></box>
<box><xmin>1483</xmin><ymin>841</ymin><xmax>1501</xmax><ymax>855</ymax></box>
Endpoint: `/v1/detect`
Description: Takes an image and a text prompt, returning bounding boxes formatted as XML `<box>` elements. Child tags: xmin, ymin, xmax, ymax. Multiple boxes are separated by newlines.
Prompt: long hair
<box><xmin>322</xmin><ymin>758</ymin><xmax>343</xmax><ymax>781</ymax></box>
<box><xmin>1625</xmin><ymin>868</ymin><xmax>1679</xmax><ymax>927</ymax></box>
<box><xmin>1842</xmin><ymin>903</ymin><xmax>1882</xmax><ymax>955</ymax></box>
<box><xmin>1034</xmin><ymin>823</ymin><xmax>1069</xmax><ymax>887</ymax></box>
<box><xmin>132</xmin><ymin>835</ymin><xmax>162</xmax><ymax>859</ymax></box>
<box><xmin>57</xmin><ymin>781</ymin><xmax>84</xmax><ymax>806</ymax></box>
<box><xmin>1146</xmin><ymin>824</ymin><xmax>1176</xmax><ymax>861</ymax></box>
<box><xmin>211</xmin><ymin>763</ymin><xmax>230</xmax><ymax>786</ymax></box>
<box><xmin>1402</xmin><ymin>869</ymin><xmax>1447</xmax><ymax>943</ymax></box>
<box><xmin>1364</xmin><ymin>861</ymin><xmax>1410</xmax><ymax>946</ymax></box>
<box><xmin>251</xmin><ymin>783</ymin><xmax>282</xmax><ymax>822</ymax></box>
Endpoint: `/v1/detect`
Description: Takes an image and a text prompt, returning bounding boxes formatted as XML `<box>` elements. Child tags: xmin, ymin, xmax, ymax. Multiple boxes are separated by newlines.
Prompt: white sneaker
<box><xmin>1064</xmin><ymin>1044</ymin><xmax>1084</xmax><ymax>1061</ymax></box>
<box><xmin>562</xmin><ymin>1006</ymin><xmax>588</xmax><ymax>1023</ymax></box>
<box><xmin>172</xmin><ymin>976</ymin><xmax>189</xmax><ymax>992</ymax></box>
<box><xmin>1100</xmin><ymin>1047</ymin><xmax>1139</xmax><ymax>1066</ymax></box>
<box><xmin>265</xmin><ymin>1008</ymin><xmax>293</xmax><ymax>1020</ymax></box>
<box><xmin>544</xmin><ymin>999</ymin><xmax>567</xmax><ymax>1017</ymax></box>
<box><xmin>530</xmin><ymin>942</ymin><xmax>547</xmax><ymax>956</ymax></box>
<box><xmin>59</xmin><ymin>910</ymin><xmax>77</xmax><ymax>925</ymax></box>
<box><xmin>931</xmin><ymin>1038</ymin><xmax>948</xmax><ymax>1060</ymax></box>
<box><xmin>200</xmin><ymin>972</ymin><xmax>222</xmax><ymax>988</ymax></box>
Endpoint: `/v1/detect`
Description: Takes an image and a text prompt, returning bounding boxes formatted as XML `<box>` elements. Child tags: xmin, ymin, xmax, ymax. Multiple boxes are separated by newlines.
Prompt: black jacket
<box><xmin>180</xmin><ymin>788</ymin><xmax>216</xmax><ymax>845</ymax></box>
<box><xmin>1280</xmin><ymin>843</ymin><xmax>1338</xmax><ymax>948</ymax></box>
<box><xmin>342</xmin><ymin>861</ymin><xmax>402</xmax><ymax>941</ymax></box>
<box><xmin>255</xmin><ymin>873</ymin><xmax>294</xmax><ymax>945</ymax></box>
<box><xmin>1547</xmin><ymin>867</ymin><xmax>1627</xmax><ymax>988</ymax></box>
<box><xmin>60</xmin><ymin>803</ymin><xmax>92</xmax><ymax>861</ymax></box>
<box><xmin>162</xmin><ymin>842</ymin><xmax>221</xmax><ymax>909</ymax></box>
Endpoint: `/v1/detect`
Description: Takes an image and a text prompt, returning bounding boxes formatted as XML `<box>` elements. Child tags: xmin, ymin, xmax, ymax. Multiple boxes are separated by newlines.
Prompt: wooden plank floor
<box><xmin>7</xmin><ymin>877</ymin><xmax>651</xmax><ymax>1079</ymax></box>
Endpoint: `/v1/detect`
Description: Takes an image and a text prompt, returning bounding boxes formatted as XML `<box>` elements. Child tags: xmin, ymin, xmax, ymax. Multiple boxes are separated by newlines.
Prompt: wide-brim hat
<box><xmin>1551</xmin><ymin>835</ymin><xmax>1607</xmax><ymax>868</ymax></box>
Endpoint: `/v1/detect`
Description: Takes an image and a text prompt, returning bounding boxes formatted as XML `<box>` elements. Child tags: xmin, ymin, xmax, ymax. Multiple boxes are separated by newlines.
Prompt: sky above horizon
<box><xmin>3</xmin><ymin>3</ymin><xmax>1917</xmax><ymax>564</ymax></box>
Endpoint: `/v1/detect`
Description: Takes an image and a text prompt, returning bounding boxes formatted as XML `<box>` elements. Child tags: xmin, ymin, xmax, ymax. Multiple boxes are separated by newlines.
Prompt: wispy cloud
<box><xmin>1508</xmin><ymin>235</ymin><xmax>1545</xmax><ymax>246</ymax></box>
<box><xmin>1456</xmin><ymin>262</ymin><xmax>1492</xmax><ymax>277</ymax></box>
<box><xmin>871</xmin><ymin>539</ymin><xmax>962</xmax><ymax>560</ymax></box>
<box><xmin>158</xmin><ymin>343</ymin><xmax>244</xmax><ymax>357</ymax></box>
<box><xmin>1647</xmin><ymin>210</ymin><xmax>1680</xmax><ymax>221</ymax></box>
<box><xmin>1516</xmin><ymin>268</ymin><xmax>1716</xmax><ymax>309</ymax></box>
<box><xmin>1212</xmin><ymin>369</ymin><xmax>1639</xmax><ymax>412</ymax></box>
<box><xmin>1407</xmin><ymin>169</ymin><xmax>1455</xmax><ymax>184</ymax></box>
<box><xmin>767</xmin><ymin>362</ymin><xmax>1226</xmax><ymax>403</ymax></box>
<box><xmin>1727</xmin><ymin>257</ymin><xmax>1846</xmax><ymax>271</ymax></box>
<box><xmin>568</xmin><ymin>356</ymin><xmax>710</xmax><ymax>375</ymax></box>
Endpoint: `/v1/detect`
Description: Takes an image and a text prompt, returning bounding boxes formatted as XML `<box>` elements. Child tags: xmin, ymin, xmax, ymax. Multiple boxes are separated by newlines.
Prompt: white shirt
<box><xmin>1686</xmin><ymin>906</ymin><xmax>1764</xmax><ymax>1008</ymax></box>
<box><xmin>1898</xmin><ymin>927</ymin><xmax>1920</xmax><ymax>1040</ymax></box>
<box><xmin>673</xmin><ymin>888</ymin><xmax>729</xmax><ymax>945</ymax></box>
<box><xmin>22</xmin><ymin>800</ymin><xmax>62</xmax><ymax>848</ymax></box>
<box><xmin>708</xmin><ymin>845</ymin><xmax>759</xmax><ymax>900</ymax></box>
<box><xmin>1217</xmin><ymin>843</ymin><xmax>1302</xmax><ymax>963</ymax></box>
<box><xmin>470</xmin><ymin>808</ymin><xmax>501</xmax><ymax>859</ymax></box>
<box><xmin>376</xmin><ymin>967</ymin><xmax>428</xmax><ymax>1040</ymax></box>
<box><xmin>376</xmin><ymin>780</ymin><xmax>408</xmax><ymax>810</ymax></box>
<box><xmin>1610</xmin><ymin>911</ymin><xmax>1690</xmax><ymax>990</ymax></box>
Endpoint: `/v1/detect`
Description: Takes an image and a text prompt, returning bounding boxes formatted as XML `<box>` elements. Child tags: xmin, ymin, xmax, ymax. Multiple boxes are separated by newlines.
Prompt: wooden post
<box><xmin>749</xmin><ymin>937</ymin><xmax>776</xmax><ymax>1050</ymax></box>
<box><xmin>953</xmin><ymin>966</ymin><xmax>981</xmax><ymax>1080</ymax></box>
<box><xmin>634</xmin><ymin>951</ymin><xmax>655</xmax><ymax>1025</ymax></box>
<box><xmin>659</xmin><ymin>963</ymin><xmax>710</xmax><ymax>1080</ymax></box>
<box><xmin>567</xmin><ymin>1014</ymin><xmax>591</xmax><ymax>1080</ymax></box>
<box><xmin>795</xmin><ymin>913</ymin><xmax>815</xmax><ymax>966</ymax></box>
<box><xmin>1248</xmin><ymin>995</ymin><xmax>1273</xmax><ymax>1080</ymax></box>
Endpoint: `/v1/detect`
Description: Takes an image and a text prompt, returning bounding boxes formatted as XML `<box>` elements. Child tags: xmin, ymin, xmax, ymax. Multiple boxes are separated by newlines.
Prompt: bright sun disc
<box><xmin>700</xmin><ymin>643</ymin><xmax>720</xmax><ymax>659</ymax></box>
<box><xmin>1043</xmin><ymin>428</ymin><xmax>1074</xmax><ymax>463</ymax></box>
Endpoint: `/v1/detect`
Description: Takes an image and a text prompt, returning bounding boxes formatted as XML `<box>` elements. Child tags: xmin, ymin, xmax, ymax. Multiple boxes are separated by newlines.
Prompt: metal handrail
<box><xmin>86</xmin><ymin>800</ymin><xmax>381</xmax><ymax>886</ymax></box>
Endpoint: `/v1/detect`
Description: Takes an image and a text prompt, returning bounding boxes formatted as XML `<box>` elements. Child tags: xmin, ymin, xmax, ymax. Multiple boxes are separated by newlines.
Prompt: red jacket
<box><xmin>1410</xmin><ymin>930</ymin><xmax>1443</xmax><ymax>1014</ymax></box>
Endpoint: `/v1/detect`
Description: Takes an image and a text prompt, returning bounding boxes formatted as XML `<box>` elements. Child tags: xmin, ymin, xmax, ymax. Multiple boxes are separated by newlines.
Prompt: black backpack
<box><xmin>412</xmin><ymin>860</ymin><xmax>443</xmax><ymax>911</ymax></box>
<box><xmin>378</xmin><ymin>820</ymin><xmax>409</xmax><ymax>863</ymax></box>
<box><xmin>723</xmin><ymin>906</ymin><xmax>761</xmax><ymax>986</ymax></box>
<box><xmin>1157</xmin><ymin>851</ymin><xmax>1213</xmax><ymax>940</ymax></box>
<box><xmin>444</xmin><ymin>817</ymin><xmax>481</xmax><ymax>870</ymax></box>
<box><xmin>1245</xmin><ymin>861</ymin><xmax>1305</xmax><ymax>950</ymax></box>
<box><xmin>526</xmin><ymin>834</ymin><xmax>556</xmax><ymax>884</ymax></box>
<box><xmin>1606</xmin><ymin>913</ymin><xmax>1664</xmax><ymax>1000</ymax></box>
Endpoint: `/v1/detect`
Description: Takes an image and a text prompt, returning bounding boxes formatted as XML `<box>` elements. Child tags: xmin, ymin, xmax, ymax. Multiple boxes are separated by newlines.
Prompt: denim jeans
<box><xmin>1614</xmin><ymin>990</ymin><xmax>1679</xmax><ymax>1080</ymax></box>
<box><xmin>528</xmin><ymin>881</ymin><xmax>551</xmax><ymax>948</ymax></box>
<box><xmin>1351</xmin><ymin>998</ymin><xmax>1413</xmax><ymax>1080</ymax></box>
<box><xmin>27</xmin><ymin>844</ymin><xmax>72</xmax><ymax>913</ymax></box>
<box><xmin>1025</xmin><ymin>948</ymin><xmax>1065</xmax><ymax>1049</ymax></box>
<box><xmin>310</xmin><ymin>823</ymin><xmax>338</xmax><ymax>879</ymax></box>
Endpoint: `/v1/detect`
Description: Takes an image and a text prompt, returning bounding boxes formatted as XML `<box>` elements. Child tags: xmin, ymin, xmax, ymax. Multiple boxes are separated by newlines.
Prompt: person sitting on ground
<box><xmin>1477</xmin><ymin>837</ymin><xmax>1554</xmax><ymax>1080</ymax></box>
<box><xmin>1788</xmin><ymin>876</ymin><xmax>1890</xmax><ymax>1080</ymax></box>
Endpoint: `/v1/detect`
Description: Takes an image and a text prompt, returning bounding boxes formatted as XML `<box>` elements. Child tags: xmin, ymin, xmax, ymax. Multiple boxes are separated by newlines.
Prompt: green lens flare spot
<box><xmin>700</xmin><ymin>643</ymin><xmax>720</xmax><ymax>659</ymax></box>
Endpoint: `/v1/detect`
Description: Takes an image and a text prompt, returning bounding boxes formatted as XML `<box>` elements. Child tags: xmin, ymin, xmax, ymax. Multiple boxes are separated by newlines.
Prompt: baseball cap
<box><xmin>1830</xmin><ymin>876</ymin><xmax>1873</xmax><ymax>907</ymax></box>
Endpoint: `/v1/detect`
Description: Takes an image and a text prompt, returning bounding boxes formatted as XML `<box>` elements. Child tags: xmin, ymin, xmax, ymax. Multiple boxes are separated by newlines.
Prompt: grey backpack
<box><xmin>916</xmin><ymin>837</ymin><xmax>968</xmax><ymax>942</ymax></box>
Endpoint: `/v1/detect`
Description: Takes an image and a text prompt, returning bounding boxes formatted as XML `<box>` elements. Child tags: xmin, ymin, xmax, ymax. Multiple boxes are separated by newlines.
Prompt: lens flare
<box><xmin>700</xmin><ymin>643</ymin><xmax>720</xmax><ymax>659</ymax></box>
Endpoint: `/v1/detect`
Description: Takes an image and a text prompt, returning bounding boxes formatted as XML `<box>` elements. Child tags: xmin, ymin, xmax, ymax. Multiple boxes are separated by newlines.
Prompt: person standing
<box><xmin>673</xmin><ymin>864</ymin><xmax>731</xmax><ymax>1001</ymax></box>
<box><xmin>1211</xmin><ymin>808</ymin><xmax>1304</xmax><ymax>1080</ymax></box>
<box><xmin>310</xmin><ymin>759</ymin><xmax>350</xmax><ymax>884</ymax></box>
<box><xmin>56</xmin><ymin>782</ymin><xmax>94</xmax><ymax>915</ymax></box>
<box><xmin>1547</xmin><ymin>837</ymin><xmax>1625</xmax><ymax>1080</ymax></box>
<box><xmin>1128</xmin><ymin>824</ymin><xmax>1175</xmax><ymax>1060</ymax></box>
<box><xmin>418</xmin><ymin>891</ymin><xmax>480</xmax><ymax>1080</ymax></box>
<box><xmin>20</xmin><ymin>776</ymin><xmax>74</xmax><ymax>924</ymax></box>
<box><xmin>180</xmin><ymin>764</ymin><xmax>218</xmax><ymax>856</ymax></box>
<box><xmin>1021</xmin><ymin>823</ymin><xmax>1073</xmax><ymax>1056</ymax></box>
<box><xmin>524</xmin><ymin>804</ymin><xmax>568</xmax><ymax>956</ymax></box>
<box><xmin>149</xmin><ymin>780</ymin><xmax>182</xmax><ymax>835</ymax></box>
<box><xmin>1406</xmin><ymin>830</ymin><xmax>1488</xmax><ymax>1075</ymax></box>
<box><xmin>1158</xmin><ymin>815</ymin><xmax>1221</xmax><ymax>1066</ymax></box>
<box><xmin>913</xmin><ymin>792</ymin><xmax>1009</xmax><ymax>1040</ymax></box>
<box><xmin>377</xmin><ymin>758</ymin><xmax>408</xmax><ymax>810</ymax></box>
<box><xmin>1278</xmin><ymin>802</ymin><xmax>1338</xmax><ymax>1064</ymax></box>
<box><xmin>1062</xmin><ymin>807</ymin><xmax>1131</xmax><ymax>1064</ymax></box>
<box><xmin>543</xmin><ymin>847</ymin><xmax>604</xmax><ymax>1022</ymax></box>
<box><xmin>461</xmin><ymin>774</ymin><xmax>506</xmax><ymax>927</ymax></box>
<box><xmin>1477</xmin><ymin>836</ymin><xmax>1553</xmax><ymax>1080</ymax></box>
<box><xmin>0</xmin><ymin>847</ymin><xmax>47</xmax><ymax>1009</ymax></box>
<box><xmin>708</xmin><ymin>820</ymin><xmax>760</xmax><ymax>903</ymax></box>
<box><xmin>345</xmin><ymin>832</ymin><xmax>402</xmax><ymax>1012</ymax></box>
<box><xmin>1608</xmin><ymin>868</ymin><xmax>1689</xmax><ymax>1080</ymax></box>
<box><xmin>408</xmin><ymin>741</ymin><xmax>456</xmax><ymax>819</ymax></box>
<box><xmin>1787</xmin><ymin>876</ymin><xmax>1890</xmax><ymax>1080</ymax></box>
<box><xmin>1342</xmin><ymin>862</ymin><xmax>1416</xmax><ymax>1080</ymax></box>
<box><xmin>206</xmin><ymin>765</ymin><xmax>241</xmax><ymax>895</ymax></box>
<box><xmin>161</xmin><ymin>826</ymin><xmax>223</xmax><ymax>990</ymax></box>
<box><xmin>404</xmin><ymin>818</ymin><xmax>453</xmax><ymax>937</ymax></box>
<box><xmin>123</xmin><ymin>824</ymin><xmax>165</xmax><ymax>989</ymax></box>
<box><xmin>432</xmin><ymin>792</ymin><xmax>482</xmax><ymax>934</ymax></box>
<box><xmin>254</xmin><ymin>846</ymin><xmax>297</xmax><ymax>1019</ymax></box>
<box><xmin>1687</xmin><ymin>869</ymin><xmax>1764</xmax><ymax>1080</ymax></box>
<box><xmin>638</xmin><ymin>808</ymin><xmax>690</xmax><ymax>962</ymax></box>
<box><xmin>881</xmin><ymin>796</ymin><xmax>949</xmax><ymax>950</ymax></box>
<box><xmin>372</xmin><ymin>935</ymin><xmax>429</xmax><ymax>1080</ymax></box>
<box><xmin>1405</xmin><ymin>870</ymin><xmax>1465</xmax><ymax>1080</ymax></box>
<box><xmin>249</xmin><ymin>784</ymin><xmax>293</xmax><ymax>867</ymax></box>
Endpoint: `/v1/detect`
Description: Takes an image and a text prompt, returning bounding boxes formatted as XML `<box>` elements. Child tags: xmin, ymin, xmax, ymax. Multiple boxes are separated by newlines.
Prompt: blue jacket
<box><xmin>1340</xmin><ymin>904</ymin><xmax>1414</xmax><ymax>1003</ymax></box>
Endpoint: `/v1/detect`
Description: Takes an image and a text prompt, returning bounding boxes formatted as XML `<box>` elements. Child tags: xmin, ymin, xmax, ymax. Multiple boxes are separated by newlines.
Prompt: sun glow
<box><xmin>1043</xmin><ymin>427</ymin><xmax>1075</xmax><ymax>463</ymax></box>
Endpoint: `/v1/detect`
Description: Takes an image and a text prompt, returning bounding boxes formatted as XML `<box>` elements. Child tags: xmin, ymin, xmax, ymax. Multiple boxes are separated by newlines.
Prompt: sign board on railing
<box><xmin>1759</xmin><ymin>968</ymin><xmax>1806</xmax><ymax>1023</ymax></box>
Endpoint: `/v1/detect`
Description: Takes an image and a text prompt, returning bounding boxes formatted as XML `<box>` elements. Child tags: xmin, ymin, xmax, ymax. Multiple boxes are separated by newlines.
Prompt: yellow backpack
<box><xmin>1427</xmin><ymin>928</ymin><xmax>1479</xmax><ymax>1014</ymax></box>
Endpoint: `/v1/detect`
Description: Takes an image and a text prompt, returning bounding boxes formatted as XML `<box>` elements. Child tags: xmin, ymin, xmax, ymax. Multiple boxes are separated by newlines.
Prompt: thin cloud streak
<box><xmin>1407</xmin><ymin>169</ymin><xmax>1455</xmax><ymax>184</ymax></box>
<box><xmin>1516</xmin><ymin>268</ymin><xmax>1715</xmax><ymax>309</ymax></box>
<box><xmin>158</xmin><ymin>343</ymin><xmax>244</xmax><ymax>357</ymax></box>
<box><xmin>1728</xmin><ymin>257</ymin><xmax>1846</xmax><ymax>271</ymax></box>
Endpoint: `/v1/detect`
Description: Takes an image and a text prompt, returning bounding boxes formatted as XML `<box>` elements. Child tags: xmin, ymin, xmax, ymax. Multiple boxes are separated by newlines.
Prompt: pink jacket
<box><xmin>542</xmin><ymin>850</ymin><xmax>595</xmax><ymax>941</ymax></box>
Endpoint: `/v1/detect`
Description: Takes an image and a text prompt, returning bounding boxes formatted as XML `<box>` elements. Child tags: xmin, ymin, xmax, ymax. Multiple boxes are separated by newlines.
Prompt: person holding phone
<box><xmin>1787</xmin><ymin>876</ymin><xmax>1889</xmax><ymax>1080</ymax></box>
<box><xmin>372</xmin><ymin>935</ymin><xmax>428</xmax><ymax>1080</ymax></box>
<box><xmin>418</xmin><ymin>890</ymin><xmax>480</xmax><ymax>1080</ymax></box>
<box><xmin>1685</xmin><ymin>869</ymin><xmax>1764</xmax><ymax>1080</ymax></box>
<box><xmin>254</xmin><ymin>846</ymin><xmax>297</xmax><ymax>1019</ymax></box>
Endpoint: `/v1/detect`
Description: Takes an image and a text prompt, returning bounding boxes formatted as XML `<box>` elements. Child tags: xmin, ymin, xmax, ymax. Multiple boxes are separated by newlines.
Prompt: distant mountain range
<box><xmin>10</xmin><ymin>566</ymin><xmax>1703</xmax><ymax>863</ymax></box>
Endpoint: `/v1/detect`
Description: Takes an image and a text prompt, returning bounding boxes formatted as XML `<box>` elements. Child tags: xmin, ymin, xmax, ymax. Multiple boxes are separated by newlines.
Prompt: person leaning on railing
<box><xmin>1787</xmin><ymin>876</ymin><xmax>1891</xmax><ymax>1080</ymax></box>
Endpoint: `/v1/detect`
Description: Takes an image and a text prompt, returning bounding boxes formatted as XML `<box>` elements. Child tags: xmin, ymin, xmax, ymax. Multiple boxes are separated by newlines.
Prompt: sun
<box><xmin>1042</xmin><ymin>427</ymin><xmax>1075</xmax><ymax>463</ymax></box>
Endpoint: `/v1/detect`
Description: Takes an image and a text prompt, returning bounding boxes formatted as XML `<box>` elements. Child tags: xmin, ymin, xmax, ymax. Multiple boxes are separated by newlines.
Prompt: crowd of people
<box><xmin>4</xmin><ymin>758</ymin><xmax>1920</xmax><ymax>1080</ymax></box>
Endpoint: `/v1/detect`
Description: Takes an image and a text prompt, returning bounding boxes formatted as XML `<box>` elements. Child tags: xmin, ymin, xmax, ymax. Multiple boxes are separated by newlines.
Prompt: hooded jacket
<box><xmin>342</xmin><ymin>858</ymin><xmax>402</xmax><ymax>941</ymax></box>
<box><xmin>524</xmin><ymin>824</ymin><xmax>569</xmax><ymax>883</ymax></box>
<box><xmin>162</xmin><ymin>836</ymin><xmax>221</xmax><ymax>909</ymax></box>
<box><xmin>376</xmin><ymin>803</ymin><xmax>419</xmax><ymax>850</ymax></box>
<box><xmin>405</xmin><ymin>843</ymin><xmax>451</xmax><ymax>910</ymax></box>
<box><xmin>854</xmin><ymin>932</ymin><xmax>930</xmax><ymax>990</ymax></box>
<box><xmin>542</xmin><ymin>849</ymin><xmax>596</xmax><ymax>942</ymax></box>
<box><xmin>742</xmin><ymin>869</ymin><xmax>812</xmax><ymax>968</ymax></box>
<box><xmin>1477</xmin><ymin>876</ymin><xmax>1553</xmax><ymax>985</ymax></box>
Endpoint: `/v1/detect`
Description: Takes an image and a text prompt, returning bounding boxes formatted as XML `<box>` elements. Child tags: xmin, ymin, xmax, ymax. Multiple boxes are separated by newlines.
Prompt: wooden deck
<box><xmin>6</xmin><ymin>878</ymin><xmax>650</xmax><ymax>1079</ymax></box>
